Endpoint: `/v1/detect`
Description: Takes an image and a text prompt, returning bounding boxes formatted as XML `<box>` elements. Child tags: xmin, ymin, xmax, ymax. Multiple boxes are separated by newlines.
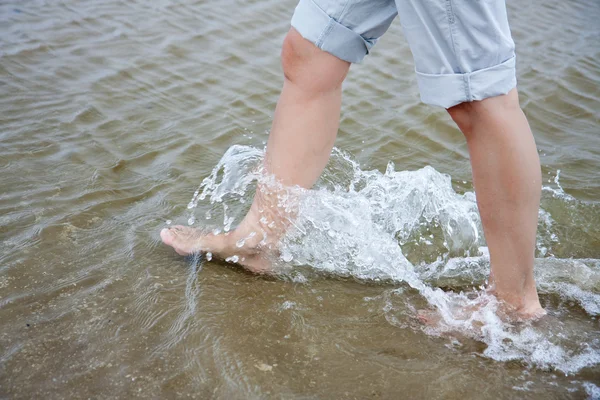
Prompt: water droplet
<box><xmin>205</xmin><ymin>252</ymin><xmax>212</xmax><ymax>261</ymax></box>
<box><xmin>236</xmin><ymin>239</ymin><xmax>245</xmax><ymax>248</ymax></box>
<box><xmin>225</xmin><ymin>255</ymin><xmax>239</xmax><ymax>263</ymax></box>
<box><xmin>165</xmin><ymin>220</ymin><xmax>171</xmax><ymax>225</ymax></box>
<box><xmin>187</xmin><ymin>217</ymin><xmax>195</xmax><ymax>225</ymax></box>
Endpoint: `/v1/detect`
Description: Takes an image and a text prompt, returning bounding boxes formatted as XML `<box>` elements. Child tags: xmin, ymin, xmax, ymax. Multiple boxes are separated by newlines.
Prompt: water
<box><xmin>192</xmin><ymin>145</ymin><xmax>600</xmax><ymax>375</ymax></box>
<box><xmin>1</xmin><ymin>0</ymin><xmax>599</xmax><ymax>398</ymax></box>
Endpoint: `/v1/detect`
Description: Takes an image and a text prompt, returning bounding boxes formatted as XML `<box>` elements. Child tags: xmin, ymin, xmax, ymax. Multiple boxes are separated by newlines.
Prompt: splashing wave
<box><xmin>186</xmin><ymin>145</ymin><xmax>600</xmax><ymax>374</ymax></box>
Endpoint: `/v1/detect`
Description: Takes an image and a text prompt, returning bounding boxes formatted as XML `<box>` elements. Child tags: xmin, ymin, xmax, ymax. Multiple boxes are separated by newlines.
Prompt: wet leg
<box><xmin>447</xmin><ymin>88</ymin><xmax>544</xmax><ymax>318</ymax></box>
<box><xmin>161</xmin><ymin>28</ymin><xmax>350</xmax><ymax>272</ymax></box>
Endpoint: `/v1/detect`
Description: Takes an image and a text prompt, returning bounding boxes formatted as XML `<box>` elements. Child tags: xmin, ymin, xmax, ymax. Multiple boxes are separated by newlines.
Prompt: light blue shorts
<box><xmin>291</xmin><ymin>0</ymin><xmax>517</xmax><ymax>108</ymax></box>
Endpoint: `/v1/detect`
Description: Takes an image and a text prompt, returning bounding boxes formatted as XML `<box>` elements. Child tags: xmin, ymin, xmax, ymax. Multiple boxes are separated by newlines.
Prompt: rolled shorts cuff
<box><xmin>291</xmin><ymin>0</ymin><xmax>371</xmax><ymax>63</ymax></box>
<box><xmin>416</xmin><ymin>56</ymin><xmax>517</xmax><ymax>109</ymax></box>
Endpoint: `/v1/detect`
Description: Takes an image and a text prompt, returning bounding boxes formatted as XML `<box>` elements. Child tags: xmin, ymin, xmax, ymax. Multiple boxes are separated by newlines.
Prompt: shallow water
<box><xmin>1</xmin><ymin>0</ymin><xmax>599</xmax><ymax>398</ymax></box>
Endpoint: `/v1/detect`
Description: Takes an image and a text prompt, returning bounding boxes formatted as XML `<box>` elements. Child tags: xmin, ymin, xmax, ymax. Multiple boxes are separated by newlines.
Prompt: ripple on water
<box><xmin>1</xmin><ymin>0</ymin><xmax>600</xmax><ymax>397</ymax></box>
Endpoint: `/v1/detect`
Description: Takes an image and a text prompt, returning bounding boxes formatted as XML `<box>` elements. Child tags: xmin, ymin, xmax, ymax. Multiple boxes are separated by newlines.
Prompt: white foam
<box><xmin>584</xmin><ymin>382</ymin><xmax>600</xmax><ymax>400</ymax></box>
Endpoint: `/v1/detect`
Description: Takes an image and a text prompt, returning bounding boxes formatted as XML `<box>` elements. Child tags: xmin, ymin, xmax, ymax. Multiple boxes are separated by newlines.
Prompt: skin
<box><xmin>161</xmin><ymin>28</ymin><xmax>544</xmax><ymax>319</ymax></box>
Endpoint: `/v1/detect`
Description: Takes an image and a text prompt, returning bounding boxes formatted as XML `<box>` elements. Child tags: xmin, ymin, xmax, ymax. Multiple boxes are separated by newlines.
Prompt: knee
<box><xmin>447</xmin><ymin>89</ymin><xmax>522</xmax><ymax>138</ymax></box>
<box><xmin>447</xmin><ymin>102</ymin><xmax>476</xmax><ymax>136</ymax></box>
<box><xmin>281</xmin><ymin>28</ymin><xmax>350</xmax><ymax>94</ymax></box>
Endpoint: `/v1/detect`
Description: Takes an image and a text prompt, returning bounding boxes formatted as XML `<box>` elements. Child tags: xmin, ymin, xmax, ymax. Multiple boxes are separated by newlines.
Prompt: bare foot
<box><xmin>160</xmin><ymin>225</ymin><xmax>273</xmax><ymax>273</ymax></box>
<box><xmin>160</xmin><ymin>226</ymin><xmax>228</xmax><ymax>256</ymax></box>
<box><xmin>493</xmin><ymin>287</ymin><xmax>547</xmax><ymax>321</ymax></box>
<box><xmin>511</xmin><ymin>303</ymin><xmax>547</xmax><ymax>321</ymax></box>
<box><xmin>416</xmin><ymin>291</ymin><xmax>546</xmax><ymax>332</ymax></box>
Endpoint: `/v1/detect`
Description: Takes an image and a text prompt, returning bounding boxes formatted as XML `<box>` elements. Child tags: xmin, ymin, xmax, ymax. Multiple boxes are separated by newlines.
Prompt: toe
<box><xmin>160</xmin><ymin>228</ymin><xmax>175</xmax><ymax>246</ymax></box>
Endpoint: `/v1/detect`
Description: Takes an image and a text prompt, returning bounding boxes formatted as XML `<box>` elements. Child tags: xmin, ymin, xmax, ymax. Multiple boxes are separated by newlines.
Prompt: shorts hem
<box><xmin>291</xmin><ymin>0</ymin><xmax>370</xmax><ymax>63</ymax></box>
<box><xmin>416</xmin><ymin>56</ymin><xmax>517</xmax><ymax>108</ymax></box>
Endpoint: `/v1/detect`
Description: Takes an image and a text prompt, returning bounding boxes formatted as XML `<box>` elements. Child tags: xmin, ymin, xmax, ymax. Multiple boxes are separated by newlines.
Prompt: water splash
<box><xmin>186</xmin><ymin>145</ymin><xmax>600</xmax><ymax>374</ymax></box>
<box><xmin>155</xmin><ymin>253</ymin><xmax>203</xmax><ymax>354</ymax></box>
<box><xmin>184</xmin><ymin>253</ymin><xmax>202</xmax><ymax>317</ymax></box>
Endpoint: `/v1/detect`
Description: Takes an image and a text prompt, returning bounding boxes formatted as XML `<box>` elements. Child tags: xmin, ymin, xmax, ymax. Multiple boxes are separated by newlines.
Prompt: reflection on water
<box><xmin>1</xmin><ymin>0</ymin><xmax>599</xmax><ymax>398</ymax></box>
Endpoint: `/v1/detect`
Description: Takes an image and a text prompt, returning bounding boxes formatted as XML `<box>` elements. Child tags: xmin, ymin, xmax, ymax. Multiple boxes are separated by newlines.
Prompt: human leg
<box><xmin>447</xmin><ymin>89</ymin><xmax>544</xmax><ymax>318</ymax></box>
<box><xmin>395</xmin><ymin>0</ymin><xmax>543</xmax><ymax>317</ymax></box>
<box><xmin>162</xmin><ymin>0</ymin><xmax>398</xmax><ymax>271</ymax></box>
<box><xmin>161</xmin><ymin>29</ymin><xmax>350</xmax><ymax>272</ymax></box>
